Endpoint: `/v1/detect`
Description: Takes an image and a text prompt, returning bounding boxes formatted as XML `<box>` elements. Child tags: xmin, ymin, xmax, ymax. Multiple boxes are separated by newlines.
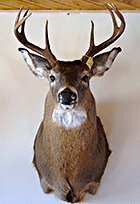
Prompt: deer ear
<box><xmin>91</xmin><ymin>47</ymin><xmax>122</xmax><ymax>76</ymax></box>
<box><xmin>18</xmin><ymin>48</ymin><xmax>52</xmax><ymax>79</ymax></box>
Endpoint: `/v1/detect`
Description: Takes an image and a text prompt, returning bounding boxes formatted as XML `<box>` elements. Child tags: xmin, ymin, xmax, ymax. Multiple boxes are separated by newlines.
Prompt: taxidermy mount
<box><xmin>14</xmin><ymin>4</ymin><xmax>125</xmax><ymax>203</ymax></box>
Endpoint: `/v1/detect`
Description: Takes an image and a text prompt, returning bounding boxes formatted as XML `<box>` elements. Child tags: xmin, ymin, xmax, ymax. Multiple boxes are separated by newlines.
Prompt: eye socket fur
<box><xmin>82</xmin><ymin>75</ymin><xmax>89</xmax><ymax>83</ymax></box>
<box><xmin>50</xmin><ymin>75</ymin><xmax>55</xmax><ymax>82</ymax></box>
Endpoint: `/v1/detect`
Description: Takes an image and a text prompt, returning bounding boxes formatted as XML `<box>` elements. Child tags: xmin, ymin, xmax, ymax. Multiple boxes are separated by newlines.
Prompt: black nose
<box><xmin>58</xmin><ymin>88</ymin><xmax>77</xmax><ymax>105</ymax></box>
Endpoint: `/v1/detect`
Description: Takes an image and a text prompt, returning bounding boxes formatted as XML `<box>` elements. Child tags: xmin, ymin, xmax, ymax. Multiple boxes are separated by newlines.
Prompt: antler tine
<box><xmin>85</xmin><ymin>21</ymin><xmax>95</xmax><ymax>57</ymax></box>
<box><xmin>20</xmin><ymin>6</ymin><xmax>30</xmax><ymax>35</ymax></box>
<box><xmin>106</xmin><ymin>4</ymin><xmax>125</xmax><ymax>36</ymax></box>
<box><xmin>104</xmin><ymin>4</ymin><xmax>118</xmax><ymax>34</ymax></box>
<box><xmin>45</xmin><ymin>20</ymin><xmax>56</xmax><ymax>61</ymax></box>
<box><xmin>14</xmin><ymin>7</ymin><xmax>32</xmax><ymax>32</ymax></box>
<box><xmin>14</xmin><ymin>7</ymin><xmax>57</xmax><ymax>66</ymax></box>
<box><xmin>82</xmin><ymin>4</ymin><xmax>125</xmax><ymax>61</ymax></box>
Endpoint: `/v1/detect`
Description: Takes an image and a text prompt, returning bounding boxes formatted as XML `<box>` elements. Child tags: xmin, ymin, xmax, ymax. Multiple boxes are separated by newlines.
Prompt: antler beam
<box><xmin>82</xmin><ymin>4</ymin><xmax>125</xmax><ymax>62</ymax></box>
<box><xmin>14</xmin><ymin>6</ymin><xmax>57</xmax><ymax>66</ymax></box>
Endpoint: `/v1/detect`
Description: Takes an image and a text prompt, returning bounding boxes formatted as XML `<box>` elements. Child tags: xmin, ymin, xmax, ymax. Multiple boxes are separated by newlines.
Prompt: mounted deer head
<box><xmin>14</xmin><ymin>4</ymin><xmax>125</xmax><ymax>203</ymax></box>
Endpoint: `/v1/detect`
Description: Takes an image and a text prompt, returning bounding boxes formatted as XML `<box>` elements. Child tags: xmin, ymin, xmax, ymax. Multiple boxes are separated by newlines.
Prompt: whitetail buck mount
<box><xmin>14</xmin><ymin>4</ymin><xmax>125</xmax><ymax>203</ymax></box>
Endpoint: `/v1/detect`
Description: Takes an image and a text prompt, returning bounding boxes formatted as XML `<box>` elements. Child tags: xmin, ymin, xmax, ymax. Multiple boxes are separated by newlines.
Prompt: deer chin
<box><xmin>60</xmin><ymin>103</ymin><xmax>75</xmax><ymax>110</ymax></box>
<box><xmin>53</xmin><ymin>104</ymin><xmax>87</xmax><ymax>128</ymax></box>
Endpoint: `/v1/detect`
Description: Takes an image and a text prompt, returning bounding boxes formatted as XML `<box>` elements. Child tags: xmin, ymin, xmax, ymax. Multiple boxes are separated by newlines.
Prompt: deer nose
<box><xmin>58</xmin><ymin>88</ymin><xmax>77</xmax><ymax>105</ymax></box>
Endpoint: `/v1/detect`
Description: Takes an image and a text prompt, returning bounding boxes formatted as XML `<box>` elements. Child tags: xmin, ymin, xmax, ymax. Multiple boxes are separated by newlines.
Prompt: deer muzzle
<box><xmin>58</xmin><ymin>88</ymin><xmax>77</xmax><ymax>110</ymax></box>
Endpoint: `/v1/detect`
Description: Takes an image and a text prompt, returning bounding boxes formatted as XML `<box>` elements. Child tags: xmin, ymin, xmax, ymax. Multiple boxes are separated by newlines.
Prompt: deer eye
<box><xmin>82</xmin><ymin>75</ymin><xmax>89</xmax><ymax>83</ymax></box>
<box><xmin>50</xmin><ymin>75</ymin><xmax>55</xmax><ymax>82</ymax></box>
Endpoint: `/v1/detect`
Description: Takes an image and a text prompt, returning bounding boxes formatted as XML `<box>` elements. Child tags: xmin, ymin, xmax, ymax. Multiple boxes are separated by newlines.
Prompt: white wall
<box><xmin>1</xmin><ymin>10</ymin><xmax>140</xmax><ymax>204</ymax></box>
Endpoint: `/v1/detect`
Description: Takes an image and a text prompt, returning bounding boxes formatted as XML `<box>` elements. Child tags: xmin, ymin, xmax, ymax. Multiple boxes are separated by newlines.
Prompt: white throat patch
<box><xmin>52</xmin><ymin>106</ymin><xmax>87</xmax><ymax>128</ymax></box>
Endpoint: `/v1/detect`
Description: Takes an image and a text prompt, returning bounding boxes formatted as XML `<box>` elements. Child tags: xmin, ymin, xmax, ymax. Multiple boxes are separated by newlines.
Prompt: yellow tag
<box><xmin>86</xmin><ymin>57</ymin><xmax>94</xmax><ymax>69</ymax></box>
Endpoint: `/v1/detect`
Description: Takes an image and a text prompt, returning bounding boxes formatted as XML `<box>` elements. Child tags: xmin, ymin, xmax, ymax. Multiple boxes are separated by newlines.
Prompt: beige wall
<box><xmin>1</xmin><ymin>10</ymin><xmax>140</xmax><ymax>203</ymax></box>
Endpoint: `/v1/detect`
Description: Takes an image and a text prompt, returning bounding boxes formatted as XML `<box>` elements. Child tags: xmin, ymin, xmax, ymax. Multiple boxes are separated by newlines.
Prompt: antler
<box><xmin>14</xmin><ymin>6</ymin><xmax>57</xmax><ymax>66</ymax></box>
<box><xmin>82</xmin><ymin>4</ymin><xmax>125</xmax><ymax>62</ymax></box>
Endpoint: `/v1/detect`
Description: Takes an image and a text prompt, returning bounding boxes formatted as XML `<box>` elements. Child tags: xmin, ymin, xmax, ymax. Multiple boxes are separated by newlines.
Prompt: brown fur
<box><xmin>32</xmin><ymin>61</ymin><xmax>112</xmax><ymax>203</ymax></box>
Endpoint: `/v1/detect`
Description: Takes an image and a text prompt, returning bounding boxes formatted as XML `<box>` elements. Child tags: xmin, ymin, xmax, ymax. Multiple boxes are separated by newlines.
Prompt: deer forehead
<box><xmin>52</xmin><ymin>60</ymin><xmax>90</xmax><ymax>76</ymax></box>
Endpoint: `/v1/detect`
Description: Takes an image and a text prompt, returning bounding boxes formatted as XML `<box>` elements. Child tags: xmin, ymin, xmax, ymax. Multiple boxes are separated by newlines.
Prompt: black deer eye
<box><xmin>50</xmin><ymin>75</ymin><xmax>55</xmax><ymax>82</ymax></box>
<box><xmin>82</xmin><ymin>75</ymin><xmax>89</xmax><ymax>83</ymax></box>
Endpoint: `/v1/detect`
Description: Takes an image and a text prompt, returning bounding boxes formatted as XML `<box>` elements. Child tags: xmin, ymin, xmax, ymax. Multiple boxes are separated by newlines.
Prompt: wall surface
<box><xmin>0</xmin><ymin>10</ymin><xmax>140</xmax><ymax>204</ymax></box>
